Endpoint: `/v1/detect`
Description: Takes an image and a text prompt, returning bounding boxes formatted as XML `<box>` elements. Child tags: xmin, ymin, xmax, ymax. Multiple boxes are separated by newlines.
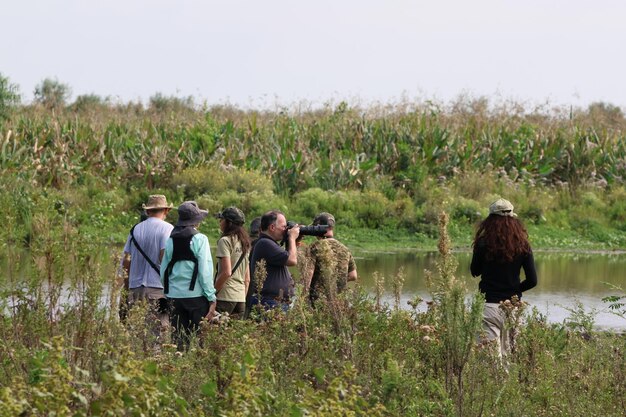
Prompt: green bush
<box><xmin>170</xmin><ymin>166</ymin><xmax>228</xmax><ymax>198</ymax></box>
<box><xmin>354</xmin><ymin>190</ymin><xmax>391</xmax><ymax>228</ymax></box>
<box><xmin>451</xmin><ymin>198</ymin><xmax>482</xmax><ymax>225</ymax></box>
<box><xmin>0</xmin><ymin>72</ymin><xmax>20</xmax><ymax>121</ymax></box>
<box><xmin>34</xmin><ymin>77</ymin><xmax>71</xmax><ymax>110</ymax></box>
<box><xmin>291</xmin><ymin>187</ymin><xmax>333</xmax><ymax>220</ymax></box>
<box><xmin>171</xmin><ymin>165</ymin><xmax>274</xmax><ymax>200</ymax></box>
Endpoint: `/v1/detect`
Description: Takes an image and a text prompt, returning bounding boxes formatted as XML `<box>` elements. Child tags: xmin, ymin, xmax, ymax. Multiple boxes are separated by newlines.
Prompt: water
<box><xmin>353</xmin><ymin>250</ymin><xmax>626</xmax><ymax>331</ymax></box>
<box><xmin>3</xmin><ymin>249</ymin><xmax>626</xmax><ymax>330</ymax></box>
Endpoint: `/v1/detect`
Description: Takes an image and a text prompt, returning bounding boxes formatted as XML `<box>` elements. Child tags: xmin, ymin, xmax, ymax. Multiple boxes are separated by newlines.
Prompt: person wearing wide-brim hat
<box><xmin>120</xmin><ymin>194</ymin><xmax>174</xmax><ymax>332</ymax></box>
<box><xmin>214</xmin><ymin>206</ymin><xmax>252</xmax><ymax>318</ymax></box>
<box><xmin>160</xmin><ymin>201</ymin><xmax>216</xmax><ymax>350</ymax></box>
<box><xmin>470</xmin><ymin>198</ymin><xmax>538</xmax><ymax>358</ymax></box>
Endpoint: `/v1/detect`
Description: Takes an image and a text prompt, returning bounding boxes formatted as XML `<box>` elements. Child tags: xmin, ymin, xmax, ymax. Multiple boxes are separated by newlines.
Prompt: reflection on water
<box><xmin>2</xmin><ymin>249</ymin><xmax>626</xmax><ymax>330</ymax></box>
<box><xmin>354</xmin><ymin>250</ymin><xmax>626</xmax><ymax>330</ymax></box>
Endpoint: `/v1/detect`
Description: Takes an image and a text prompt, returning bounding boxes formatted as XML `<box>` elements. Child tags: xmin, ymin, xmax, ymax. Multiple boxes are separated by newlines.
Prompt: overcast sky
<box><xmin>2</xmin><ymin>0</ymin><xmax>625</xmax><ymax>109</ymax></box>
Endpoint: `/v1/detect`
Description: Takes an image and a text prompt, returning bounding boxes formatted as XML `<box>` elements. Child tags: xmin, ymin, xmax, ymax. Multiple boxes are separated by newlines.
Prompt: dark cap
<box><xmin>216</xmin><ymin>206</ymin><xmax>245</xmax><ymax>225</ymax></box>
<box><xmin>177</xmin><ymin>201</ymin><xmax>208</xmax><ymax>226</ymax></box>
<box><xmin>312</xmin><ymin>212</ymin><xmax>335</xmax><ymax>227</ymax></box>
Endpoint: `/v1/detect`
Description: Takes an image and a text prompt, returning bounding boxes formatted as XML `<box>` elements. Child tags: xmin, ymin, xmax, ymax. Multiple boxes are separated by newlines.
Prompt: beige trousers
<box><xmin>482</xmin><ymin>303</ymin><xmax>510</xmax><ymax>358</ymax></box>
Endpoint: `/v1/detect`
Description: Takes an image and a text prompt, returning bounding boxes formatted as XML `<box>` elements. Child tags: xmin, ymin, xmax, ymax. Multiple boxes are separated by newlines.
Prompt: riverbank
<box><xmin>340</xmin><ymin>222</ymin><xmax>626</xmax><ymax>253</ymax></box>
<box><xmin>49</xmin><ymin>205</ymin><xmax>626</xmax><ymax>254</ymax></box>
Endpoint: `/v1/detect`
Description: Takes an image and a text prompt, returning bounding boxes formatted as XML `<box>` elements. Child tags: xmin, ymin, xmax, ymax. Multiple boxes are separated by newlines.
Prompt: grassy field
<box><xmin>2</xmin><ymin>98</ymin><xmax>626</xmax><ymax>251</ymax></box>
<box><xmin>1</xmin><ymin>97</ymin><xmax>626</xmax><ymax>415</ymax></box>
<box><xmin>1</xmin><ymin>212</ymin><xmax>625</xmax><ymax>416</ymax></box>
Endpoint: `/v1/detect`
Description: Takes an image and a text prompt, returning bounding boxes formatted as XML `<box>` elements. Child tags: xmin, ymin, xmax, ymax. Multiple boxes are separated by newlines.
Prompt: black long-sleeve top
<box><xmin>470</xmin><ymin>242</ymin><xmax>538</xmax><ymax>303</ymax></box>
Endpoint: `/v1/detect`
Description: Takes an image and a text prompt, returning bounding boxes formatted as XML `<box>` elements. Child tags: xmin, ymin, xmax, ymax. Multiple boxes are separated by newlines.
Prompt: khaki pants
<box><xmin>482</xmin><ymin>303</ymin><xmax>510</xmax><ymax>358</ymax></box>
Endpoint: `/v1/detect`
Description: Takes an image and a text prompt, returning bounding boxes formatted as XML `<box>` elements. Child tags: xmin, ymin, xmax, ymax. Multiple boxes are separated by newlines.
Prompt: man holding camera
<box><xmin>305</xmin><ymin>212</ymin><xmax>357</xmax><ymax>305</ymax></box>
<box><xmin>247</xmin><ymin>210</ymin><xmax>300</xmax><ymax>312</ymax></box>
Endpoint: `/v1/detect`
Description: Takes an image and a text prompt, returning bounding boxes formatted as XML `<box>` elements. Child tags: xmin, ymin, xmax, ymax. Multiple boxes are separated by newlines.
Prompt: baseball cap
<box><xmin>216</xmin><ymin>206</ymin><xmax>245</xmax><ymax>225</ymax></box>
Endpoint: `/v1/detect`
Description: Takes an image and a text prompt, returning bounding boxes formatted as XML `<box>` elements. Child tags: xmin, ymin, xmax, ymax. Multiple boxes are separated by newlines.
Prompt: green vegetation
<box><xmin>1</xmin><ymin>202</ymin><xmax>624</xmax><ymax>416</ymax></box>
<box><xmin>1</xmin><ymin>82</ymin><xmax>626</xmax><ymax>414</ymax></box>
<box><xmin>0</xmin><ymin>73</ymin><xmax>21</xmax><ymax>121</ymax></box>
<box><xmin>33</xmin><ymin>77</ymin><xmax>72</xmax><ymax>110</ymax></box>
<box><xmin>1</xmin><ymin>91</ymin><xmax>626</xmax><ymax>251</ymax></box>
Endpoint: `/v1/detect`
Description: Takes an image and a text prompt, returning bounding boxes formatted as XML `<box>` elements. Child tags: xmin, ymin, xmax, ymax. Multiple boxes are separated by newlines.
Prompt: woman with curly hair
<box><xmin>471</xmin><ymin>198</ymin><xmax>538</xmax><ymax>356</ymax></box>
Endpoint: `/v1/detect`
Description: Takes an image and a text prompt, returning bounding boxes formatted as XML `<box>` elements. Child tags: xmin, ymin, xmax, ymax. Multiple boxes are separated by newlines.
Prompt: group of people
<box><xmin>121</xmin><ymin>194</ymin><xmax>537</xmax><ymax>356</ymax></box>
<box><xmin>121</xmin><ymin>195</ymin><xmax>357</xmax><ymax>349</ymax></box>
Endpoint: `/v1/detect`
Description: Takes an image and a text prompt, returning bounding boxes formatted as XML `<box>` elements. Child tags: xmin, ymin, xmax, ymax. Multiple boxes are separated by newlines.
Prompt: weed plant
<box><xmin>1</xmin><ymin>203</ymin><xmax>626</xmax><ymax>416</ymax></box>
<box><xmin>2</xmin><ymin>99</ymin><xmax>626</xmax><ymax>251</ymax></box>
<box><xmin>2</xmin><ymin>98</ymin><xmax>626</xmax><ymax>414</ymax></box>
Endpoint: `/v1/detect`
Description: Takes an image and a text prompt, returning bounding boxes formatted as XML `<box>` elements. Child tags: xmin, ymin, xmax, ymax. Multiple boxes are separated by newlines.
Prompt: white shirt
<box><xmin>122</xmin><ymin>217</ymin><xmax>174</xmax><ymax>289</ymax></box>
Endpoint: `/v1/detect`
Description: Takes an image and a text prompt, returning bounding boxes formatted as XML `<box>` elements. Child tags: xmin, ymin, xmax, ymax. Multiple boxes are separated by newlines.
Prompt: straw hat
<box><xmin>142</xmin><ymin>195</ymin><xmax>173</xmax><ymax>210</ymax></box>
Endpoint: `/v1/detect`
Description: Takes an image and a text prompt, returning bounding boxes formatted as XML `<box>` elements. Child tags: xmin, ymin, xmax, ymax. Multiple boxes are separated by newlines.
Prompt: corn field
<box><xmin>2</xmin><ymin>101</ymin><xmax>625</xmax><ymax>195</ymax></box>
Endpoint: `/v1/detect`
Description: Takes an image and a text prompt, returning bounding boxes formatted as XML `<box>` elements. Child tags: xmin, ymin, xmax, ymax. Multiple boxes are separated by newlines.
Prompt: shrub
<box><xmin>34</xmin><ymin>77</ymin><xmax>71</xmax><ymax>110</ymax></box>
<box><xmin>354</xmin><ymin>190</ymin><xmax>391</xmax><ymax>228</ymax></box>
<box><xmin>0</xmin><ymin>72</ymin><xmax>20</xmax><ymax>120</ymax></box>
<box><xmin>149</xmin><ymin>93</ymin><xmax>195</xmax><ymax>113</ymax></box>
<box><xmin>171</xmin><ymin>165</ymin><xmax>274</xmax><ymax>200</ymax></box>
<box><xmin>451</xmin><ymin>198</ymin><xmax>482</xmax><ymax>225</ymax></box>
<box><xmin>291</xmin><ymin>188</ymin><xmax>332</xmax><ymax>220</ymax></box>
<box><xmin>70</xmin><ymin>94</ymin><xmax>109</xmax><ymax>113</ymax></box>
<box><xmin>170</xmin><ymin>166</ymin><xmax>227</xmax><ymax>198</ymax></box>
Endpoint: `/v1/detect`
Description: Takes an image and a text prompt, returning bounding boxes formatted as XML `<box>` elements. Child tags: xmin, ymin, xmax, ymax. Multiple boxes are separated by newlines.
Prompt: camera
<box><xmin>286</xmin><ymin>220</ymin><xmax>329</xmax><ymax>238</ymax></box>
<box><xmin>281</xmin><ymin>221</ymin><xmax>329</xmax><ymax>247</ymax></box>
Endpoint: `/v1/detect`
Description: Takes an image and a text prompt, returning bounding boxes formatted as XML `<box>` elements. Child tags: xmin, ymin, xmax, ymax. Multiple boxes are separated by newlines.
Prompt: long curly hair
<box><xmin>472</xmin><ymin>214</ymin><xmax>531</xmax><ymax>262</ymax></box>
<box><xmin>222</xmin><ymin>221</ymin><xmax>251</xmax><ymax>254</ymax></box>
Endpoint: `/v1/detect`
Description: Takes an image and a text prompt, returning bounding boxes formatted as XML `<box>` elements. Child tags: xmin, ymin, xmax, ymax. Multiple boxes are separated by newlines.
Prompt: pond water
<box><xmin>353</xmin><ymin>250</ymin><xmax>626</xmax><ymax>330</ymax></box>
<box><xmin>3</xmin><ymin>249</ymin><xmax>626</xmax><ymax>331</ymax></box>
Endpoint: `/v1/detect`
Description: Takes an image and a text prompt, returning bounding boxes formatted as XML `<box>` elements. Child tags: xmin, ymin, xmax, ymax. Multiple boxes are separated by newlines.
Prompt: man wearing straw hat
<box><xmin>121</xmin><ymin>195</ymin><xmax>174</xmax><ymax>330</ymax></box>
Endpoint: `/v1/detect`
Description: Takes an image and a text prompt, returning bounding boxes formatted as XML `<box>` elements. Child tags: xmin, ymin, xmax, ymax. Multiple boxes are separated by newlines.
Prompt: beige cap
<box><xmin>489</xmin><ymin>198</ymin><xmax>517</xmax><ymax>217</ymax></box>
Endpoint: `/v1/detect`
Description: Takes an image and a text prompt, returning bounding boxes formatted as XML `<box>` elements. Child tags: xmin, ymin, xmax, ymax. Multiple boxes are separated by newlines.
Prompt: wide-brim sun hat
<box><xmin>489</xmin><ymin>198</ymin><xmax>517</xmax><ymax>217</ymax></box>
<box><xmin>142</xmin><ymin>194</ymin><xmax>173</xmax><ymax>210</ymax></box>
<box><xmin>176</xmin><ymin>201</ymin><xmax>209</xmax><ymax>226</ymax></box>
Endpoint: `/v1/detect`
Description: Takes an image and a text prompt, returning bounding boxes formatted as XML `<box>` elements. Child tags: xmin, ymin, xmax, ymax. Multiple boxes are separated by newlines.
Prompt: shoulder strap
<box><xmin>130</xmin><ymin>224</ymin><xmax>160</xmax><ymax>274</ymax></box>
<box><xmin>214</xmin><ymin>238</ymin><xmax>246</xmax><ymax>282</ymax></box>
<box><xmin>164</xmin><ymin>233</ymin><xmax>199</xmax><ymax>293</ymax></box>
<box><xmin>231</xmin><ymin>252</ymin><xmax>246</xmax><ymax>275</ymax></box>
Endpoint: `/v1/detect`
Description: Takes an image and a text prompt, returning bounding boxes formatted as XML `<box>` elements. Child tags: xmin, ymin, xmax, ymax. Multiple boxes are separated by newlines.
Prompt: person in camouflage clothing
<box><xmin>305</xmin><ymin>212</ymin><xmax>357</xmax><ymax>305</ymax></box>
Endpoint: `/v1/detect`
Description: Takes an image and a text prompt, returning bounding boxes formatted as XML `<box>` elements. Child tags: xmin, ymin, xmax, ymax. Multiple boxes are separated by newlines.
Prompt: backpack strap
<box><xmin>162</xmin><ymin>232</ymin><xmax>199</xmax><ymax>294</ymax></box>
<box><xmin>130</xmin><ymin>224</ymin><xmax>160</xmax><ymax>275</ymax></box>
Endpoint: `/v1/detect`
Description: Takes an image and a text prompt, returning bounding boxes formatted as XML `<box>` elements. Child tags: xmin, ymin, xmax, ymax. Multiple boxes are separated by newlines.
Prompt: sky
<box><xmin>2</xmin><ymin>0</ymin><xmax>625</xmax><ymax>110</ymax></box>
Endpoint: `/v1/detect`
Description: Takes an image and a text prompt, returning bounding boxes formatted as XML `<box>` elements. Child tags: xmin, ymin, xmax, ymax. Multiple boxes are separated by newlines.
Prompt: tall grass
<box><xmin>1</xmin><ymin>206</ymin><xmax>625</xmax><ymax>416</ymax></box>
<box><xmin>2</xmin><ymin>99</ymin><xmax>626</xmax><ymax>251</ymax></box>
<box><xmin>2</xmin><ymin>99</ymin><xmax>625</xmax><ymax>195</ymax></box>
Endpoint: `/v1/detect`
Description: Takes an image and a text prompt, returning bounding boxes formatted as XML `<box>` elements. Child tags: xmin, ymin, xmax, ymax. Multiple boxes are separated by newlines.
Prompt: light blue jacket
<box><xmin>160</xmin><ymin>233</ymin><xmax>216</xmax><ymax>302</ymax></box>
